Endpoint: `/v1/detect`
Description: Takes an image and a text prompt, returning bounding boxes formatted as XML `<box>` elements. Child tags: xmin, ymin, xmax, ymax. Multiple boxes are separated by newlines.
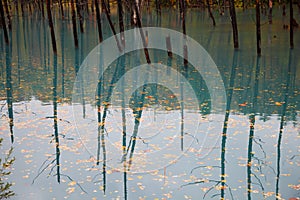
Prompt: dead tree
<box><xmin>229</xmin><ymin>0</ymin><xmax>239</xmax><ymax>49</ymax></box>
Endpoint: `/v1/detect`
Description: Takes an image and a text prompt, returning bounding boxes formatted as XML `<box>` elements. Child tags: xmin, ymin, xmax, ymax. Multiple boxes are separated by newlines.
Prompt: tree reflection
<box><xmin>275</xmin><ymin>49</ymin><xmax>293</xmax><ymax>199</ymax></box>
<box><xmin>52</xmin><ymin>55</ymin><xmax>61</xmax><ymax>183</ymax></box>
<box><xmin>5</xmin><ymin>34</ymin><xmax>13</xmax><ymax>143</ymax></box>
<box><xmin>220</xmin><ymin>50</ymin><xmax>238</xmax><ymax>199</ymax></box>
<box><xmin>247</xmin><ymin>56</ymin><xmax>261</xmax><ymax>199</ymax></box>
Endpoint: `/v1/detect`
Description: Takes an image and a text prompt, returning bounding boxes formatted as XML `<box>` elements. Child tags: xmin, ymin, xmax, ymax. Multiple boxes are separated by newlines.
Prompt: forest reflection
<box><xmin>0</xmin><ymin>3</ymin><xmax>299</xmax><ymax>200</ymax></box>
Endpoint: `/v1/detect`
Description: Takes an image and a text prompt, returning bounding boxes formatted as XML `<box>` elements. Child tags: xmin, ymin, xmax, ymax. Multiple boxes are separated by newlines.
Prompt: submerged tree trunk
<box><xmin>256</xmin><ymin>0</ymin><xmax>261</xmax><ymax>56</ymax></box>
<box><xmin>3</xmin><ymin>0</ymin><xmax>11</xmax><ymax>30</ymax></box>
<box><xmin>58</xmin><ymin>0</ymin><xmax>64</xmax><ymax>19</ymax></box>
<box><xmin>101</xmin><ymin>0</ymin><xmax>122</xmax><ymax>51</ymax></box>
<box><xmin>117</xmin><ymin>0</ymin><xmax>125</xmax><ymax>46</ymax></box>
<box><xmin>76</xmin><ymin>0</ymin><xmax>84</xmax><ymax>33</ymax></box>
<box><xmin>46</xmin><ymin>0</ymin><xmax>57</xmax><ymax>54</ymax></box>
<box><xmin>95</xmin><ymin>0</ymin><xmax>103</xmax><ymax>43</ymax></box>
<box><xmin>71</xmin><ymin>0</ymin><xmax>79</xmax><ymax>48</ymax></box>
<box><xmin>178</xmin><ymin>0</ymin><xmax>183</xmax><ymax>15</ymax></box>
<box><xmin>155</xmin><ymin>0</ymin><xmax>161</xmax><ymax>14</ymax></box>
<box><xmin>0</xmin><ymin>0</ymin><xmax>9</xmax><ymax>44</ymax></box>
<box><xmin>207</xmin><ymin>0</ymin><xmax>216</xmax><ymax>26</ymax></box>
<box><xmin>290</xmin><ymin>0</ymin><xmax>294</xmax><ymax>49</ymax></box>
<box><xmin>180</xmin><ymin>0</ymin><xmax>186</xmax><ymax>34</ymax></box>
<box><xmin>133</xmin><ymin>0</ymin><xmax>151</xmax><ymax>64</ymax></box>
<box><xmin>229</xmin><ymin>0</ymin><xmax>239</xmax><ymax>49</ymax></box>
<box><xmin>268</xmin><ymin>0</ymin><xmax>272</xmax><ymax>24</ymax></box>
<box><xmin>106</xmin><ymin>0</ymin><xmax>110</xmax><ymax>13</ymax></box>
<box><xmin>40</xmin><ymin>0</ymin><xmax>45</xmax><ymax>18</ymax></box>
<box><xmin>20</xmin><ymin>2</ymin><xmax>24</xmax><ymax>16</ymax></box>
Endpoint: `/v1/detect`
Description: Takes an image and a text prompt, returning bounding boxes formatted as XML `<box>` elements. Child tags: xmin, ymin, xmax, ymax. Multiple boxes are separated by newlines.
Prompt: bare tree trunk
<box><xmin>155</xmin><ymin>0</ymin><xmax>161</xmax><ymax>14</ymax></box>
<box><xmin>101</xmin><ymin>0</ymin><xmax>122</xmax><ymax>51</ymax></box>
<box><xmin>28</xmin><ymin>3</ymin><xmax>32</xmax><ymax>15</ymax></box>
<box><xmin>290</xmin><ymin>0</ymin><xmax>294</xmax><ymax>49</ymax></box>
<box><xmin>71</xmin><ymin>0</ymin><xmax>79</xmax><ymax>48</ymax></box>
<box><xmin>58</xmin><ymin>0</ymin><xmax>65</xmax><ymax>19</ymax></box>
<box><xmin>178</xmin><ymin>0</ymin><xmax>183</xmax><ymax>14</ymax></box>
<box><xmin>15</xmin><ymin>1</ymin><xmax>19</xmax><ymax>16</ymax></box>
<box><xmin>268</xmin><ymin>0</ymin><xmax>272</xmax><ymax>24</ymax></box>
<box><xmin>207</xmin><ymin>0</ymin><xmax>216</xmax><ymax>26</ymax></box>
<box><xmin>256</xmin><ymin>0</ymin><xmax>261</xmax><ymax>56</ymax></box>
<box><xmin>133</xmin><ymin>0</ymin><xmax>151</xmax><ymax>64</ymax></box>
<box><xmin>76</xmin><ymin>0</ymin><xmax>84</xmax><ymax>33</ymax></box>
<box><xmin>106</xmin><ymin>0</ymin><xmax>110</xmax><ymax>13</ymax></box>
<box><xmin>117</xmin><ymin>0</ymin><xmax>125</xmax><ymax>46</ymax></box>
<box><xmin>166</xmin><ymin>36</ymin><xmax>173</xmax><ymax>58</ymax></box>
<box><xmin>180</xmin><ymin>0</ymin><xmax>186</xmax><ymax>34</ymax></box>
<box><xmin>0</xmin><ymin>0</ymin><xmax>9</xmax><ymax>44</ymax></box>
<box><xmin>40</xmin><ymin>0</ymin><xmax>45</xmax><ymax>18</ymax></box>
<box><xmin>46</xmin><ymin>0</ymin><xmax>57</xmax><ymax>54</ymax></box>
<box><xmin>229</xmin><ymin>0</ymin><xmax>239</xmax><ymax>49</ymax></box>
<box><xmin>21</xmin><ymin>1</ymin><xmax>24</xmax><ymax>17</ymax></box>
<box><xmin>95</xmin><ymin>0</ymin><xmax>103</xmax><ymax>43</ymax></box>
<box><xmin>3</xmin><ymin>0</ymin><xmax>11</xmax><ymax>30</ymax></box>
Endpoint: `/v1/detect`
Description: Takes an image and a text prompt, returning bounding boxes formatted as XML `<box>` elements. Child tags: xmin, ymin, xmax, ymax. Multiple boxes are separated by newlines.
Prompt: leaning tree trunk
<box><xmin>229</xmin><ymin>0</ymin><xmax>239</xmax><ymax>49</ymax></box>
<box><xmin>207</xmin><ymin>0</ymin><xmax>216</xmax><ymax>26</ymax></box>
<box><xmin>256</xmin><ymin>0</ymin><xmax>261</xmax><ymax>56</ymax></box>
<box><xmin>0</xmin><ymin>0</ymin><xmax>9</xmax><ymax>44</ymax></box>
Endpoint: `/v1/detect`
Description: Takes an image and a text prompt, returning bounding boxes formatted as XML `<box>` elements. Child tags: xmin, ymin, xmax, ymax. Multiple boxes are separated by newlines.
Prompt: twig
<box><xmin>181</xmin><ymin>179</ymin><xmax>220</xmax><ymax>188</ymax></box>
<box><xmin>253</xmin><ymin>137</ymin><xmax>266</xmax><ymax>159</ymax></box>
<box><xmin>190</xmin><ymin>165</ymin><xmax>220</xmax><ymax>174</ymax></box>
<box><xmin>32</xmin><ymin>158</ymin><xmax>55</xmax><ymax>184</ymax></box>
<box><xmin>60</xmin><ymin>174</ymin><xmax>88</xmax><ymax>194</ymax></box>
<box><xmin>252</xmin><ymin>172</ymin><xmax>265</xmax><ymax>192</ymax></box>
<box><xmin>203</xmin><ymin>181</ymin><xmax>221</xmax><ymax>199</ymax></box>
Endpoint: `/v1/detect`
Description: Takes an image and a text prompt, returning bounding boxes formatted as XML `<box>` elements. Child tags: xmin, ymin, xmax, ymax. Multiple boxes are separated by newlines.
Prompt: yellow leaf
<box><xmin>66</xmin><ymin>187</ymin><xmax>75</xmax><ymax>194</ymax></box>
<box><xmin>68</xmin><ymin>181</ymin><xmax>76</xmax><ymax>186</ymax></box>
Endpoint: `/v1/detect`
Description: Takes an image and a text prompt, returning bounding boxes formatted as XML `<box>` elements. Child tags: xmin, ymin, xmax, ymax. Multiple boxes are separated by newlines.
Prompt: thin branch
<box><xmin>32</xmin><ymin>158</ymin><xmax>56</xmax><ymax>184</ymax></box>
<box><xmin>60</xmin><ymin>174</ymin><xmax>88</xmax><ymax>194</ymax></box>
<box><xmin>253</xmin><ymin>137</ymin><xmax>266</xmax><ymax>159</ymax></box>
<box><xmin>191</xmin><ymin>165</ymin><xmax>221</xmax><ymax>174</ymax></box>
<box><xmin>203</xmin><ymin>181</ymin><xmax>221</xmax><ymax>199</ymax></box>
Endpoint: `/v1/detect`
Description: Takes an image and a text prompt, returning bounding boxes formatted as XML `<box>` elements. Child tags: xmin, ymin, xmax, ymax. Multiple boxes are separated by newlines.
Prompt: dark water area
<box><xmin>0</xmin><ymin>4</ymin><xmax>299</xmax><ymax>200</ymax></box>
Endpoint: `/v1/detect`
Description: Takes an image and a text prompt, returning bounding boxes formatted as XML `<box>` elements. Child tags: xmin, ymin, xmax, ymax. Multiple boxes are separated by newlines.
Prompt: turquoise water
<box><xmin>0</xmin><ymin>5</ymin><xmax>299</xmax><ymax>199</ymax></box>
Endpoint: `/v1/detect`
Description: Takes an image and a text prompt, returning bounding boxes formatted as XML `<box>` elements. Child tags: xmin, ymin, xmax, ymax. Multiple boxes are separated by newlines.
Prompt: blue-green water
<box><xmin>0</xmin><ymin>5</ymin><xmax>300</xmax><ymax>200</ymax></box>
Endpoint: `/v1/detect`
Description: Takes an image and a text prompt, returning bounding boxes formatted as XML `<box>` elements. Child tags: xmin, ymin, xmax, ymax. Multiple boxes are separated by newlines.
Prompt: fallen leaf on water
<box><xmin>66</xmin><ymin>187</ymin><xmax>75</xmax><ymax>194</ymax></box>
<box><xmin>68</xmin><ymin>181</ymin><xmax>76</xmax><ymax>186</ymax></box>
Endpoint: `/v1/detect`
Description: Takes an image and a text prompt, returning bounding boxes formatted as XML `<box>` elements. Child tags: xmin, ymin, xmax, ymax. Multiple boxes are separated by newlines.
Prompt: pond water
<box><xmin>0</xmin><ymin>4</ymin><xmax>300</xmax><ymax>200</ymax></box>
